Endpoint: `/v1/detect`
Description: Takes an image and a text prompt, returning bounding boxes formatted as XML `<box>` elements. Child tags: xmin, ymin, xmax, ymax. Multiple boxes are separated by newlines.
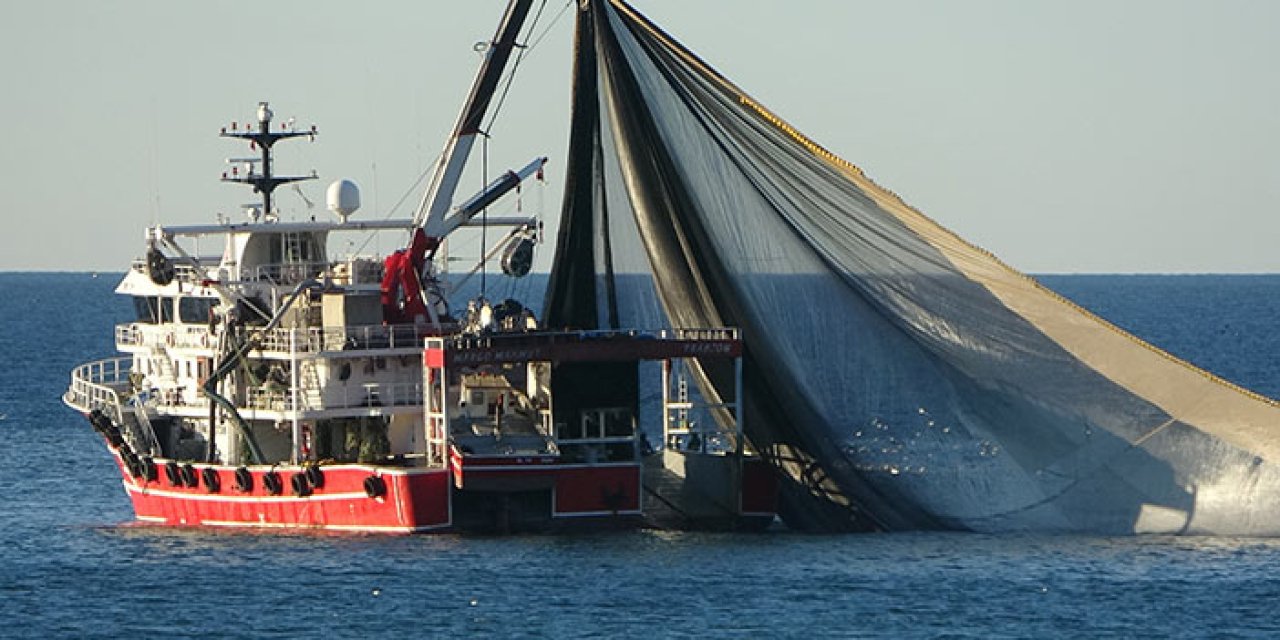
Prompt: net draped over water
<box><xmin>544</xmin><ymin>0</ymin><xmax>1280</xmax><ymax>534</ymax></box>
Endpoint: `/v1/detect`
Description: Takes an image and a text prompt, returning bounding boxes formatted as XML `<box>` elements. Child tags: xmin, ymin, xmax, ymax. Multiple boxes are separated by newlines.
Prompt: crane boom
<box><xmin>383</xmin><ymin>0</ymin><xmax>539</xmax><ymax>327</ymax></box>
<box><xmin>414</xmin><ymin>0</ymin><xmax>535</xmax><ymax>238</ymax></box>
<box><xmin>437</xmin><ymin>156</ymin><xmax>546</xmax><ymax>239</ymax></box>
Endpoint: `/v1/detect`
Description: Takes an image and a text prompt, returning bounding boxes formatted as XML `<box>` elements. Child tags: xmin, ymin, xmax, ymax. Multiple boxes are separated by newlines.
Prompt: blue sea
<box><xmin>4</xmin><ymin>272</ymin><xmax>1280</xmax><ymax>638</ymax></box>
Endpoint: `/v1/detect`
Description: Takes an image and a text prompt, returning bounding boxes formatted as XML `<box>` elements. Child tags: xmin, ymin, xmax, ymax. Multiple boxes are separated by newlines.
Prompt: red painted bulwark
<box><xmin>740</xmin><ymin>459</ymin><xmax>778</xmax><ymax>515</ymax></box>
<box><xmin>553</xmin><ymin>465</ymin><xmax>641</xmax><ymax>515</ymax></box>
<box><xmin>119</xmin><ymin>453</ymin><xmax>450</xmax><ymax>533</ymax></box>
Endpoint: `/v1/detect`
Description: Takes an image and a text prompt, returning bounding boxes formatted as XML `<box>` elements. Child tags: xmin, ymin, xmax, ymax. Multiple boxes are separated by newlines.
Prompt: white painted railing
<box><xmin>63</xmin><ymin>357</ymin><xmax>132</xmax><ymax>419</ymax></box>
<box><xmin>256</xmin><ymin>324</ymin><xmax>423</xmax><ymax>353</ymax></box>
<box><xmin>244</xmin><ymin>381</ymin><xmax>423</xmax><ymax>412</ymax></box>
<box><xmin>116</xmin><ymin>324</ymin><xmax>215</xmax><ymax>350</ymax></box>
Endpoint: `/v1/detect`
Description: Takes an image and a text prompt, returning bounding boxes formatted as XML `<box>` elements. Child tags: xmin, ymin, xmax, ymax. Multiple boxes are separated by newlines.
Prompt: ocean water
<box><xmin>4</xmin><ymin>272</ymin><xmax>1280</xmax><ymax>638</ymax></box>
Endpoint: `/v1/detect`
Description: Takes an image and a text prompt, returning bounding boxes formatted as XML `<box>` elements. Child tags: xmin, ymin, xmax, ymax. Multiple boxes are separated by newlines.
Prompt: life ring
<box><xmin>305</xmin><ymin>465</ymin><xmax>325</xmax><ymax>490</ymax></box>
<box><xmin>165</xmin><ymin>460</ymin><xmax>182</xmax><ymax>486</ymax></box>
<box><xmin>233</xmin><ymin>467</ymin><xmax>253</xmax><ymax>493</ymax></box>
<box><xmin>202</xmin><ymin>467</ymin><xmax>221</xmax><ymax>493</ymax></box>
<box><xmin>363</xmin><ymin>476</ymin><xmax>387</xmax><ymax>499</ymax></box>
<box><xmin>263</xmin><ymin>471</ymin><xmax>283</xmax><ymax>496</ymax></box>
<box><xmin>290</xmin><ymin>472</ymin><xmax>312</xmax><ymax>497</ymax></box>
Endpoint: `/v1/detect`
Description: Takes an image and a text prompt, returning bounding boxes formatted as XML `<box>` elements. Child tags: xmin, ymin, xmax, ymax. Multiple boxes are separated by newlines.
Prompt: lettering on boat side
<box><xmin>680</xmin><ymin>342</ymin><xmax>732</xmax><ymax>355</ymax></box>
<box><xmin>452</xmin><ymin>348</ymin><xmax>539</xmax><ymax>364</ymax></box>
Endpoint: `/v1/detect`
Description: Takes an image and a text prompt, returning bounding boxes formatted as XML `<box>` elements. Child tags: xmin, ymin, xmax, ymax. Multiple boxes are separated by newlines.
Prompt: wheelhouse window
<box><xmin>178</xmin><ymin>296</ymin><xmax>217</xmax><ymax>324</ymax></box>
<box><xmin>132</xmin><ymin>296</ymin><xmax>173</xmax><ymax>324</ymax></box>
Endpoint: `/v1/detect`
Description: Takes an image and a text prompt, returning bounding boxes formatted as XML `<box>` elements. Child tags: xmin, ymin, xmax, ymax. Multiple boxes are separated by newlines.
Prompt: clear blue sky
<box><xmin>2</xmin><ymin>1</ymin><xmax>1277</xmax><ymax>273</ymax></box>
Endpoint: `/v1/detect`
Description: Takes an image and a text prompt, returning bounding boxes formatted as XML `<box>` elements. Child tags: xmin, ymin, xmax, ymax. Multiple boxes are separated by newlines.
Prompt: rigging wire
<box><xmin>346</xmin><ymin>151</ymin><xmax>442</xmax><ymax>258</ymax></box>
<box><xmin>480</xmin><ymin>134</ymin><xmax>489</xmax><ymax>298</ymax></box>
<box><xmin>484</xmin><ymin>0</ymin><xmax>549</xmax><ymax>133</ymax></box>
<box><xmin>528</xmin><ymin>0</ymin><xmax>574</xmax><ymax>51</ymax></box>
<box><xmin>349</xmin><ymin>0</ymin><xmax>572</xmax><ymax>274</ymax></box>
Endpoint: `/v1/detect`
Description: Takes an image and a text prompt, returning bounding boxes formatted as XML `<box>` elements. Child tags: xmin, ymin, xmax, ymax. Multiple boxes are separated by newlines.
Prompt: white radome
<box><xmin>326</xmin><ymin>179</ymin><xmax>360</xmax><ymax>222</ymax></box>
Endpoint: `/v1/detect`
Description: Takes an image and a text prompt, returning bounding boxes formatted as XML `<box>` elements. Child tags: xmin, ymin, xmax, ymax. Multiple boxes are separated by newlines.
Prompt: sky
<box><xmin>1</xmin><ymin>0</ymin><xmax>1277</xmax><ymax>273</ymax></box>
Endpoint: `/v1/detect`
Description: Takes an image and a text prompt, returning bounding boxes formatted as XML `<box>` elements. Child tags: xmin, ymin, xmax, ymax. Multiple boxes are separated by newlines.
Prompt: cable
<box><xmin>529</xmin><ymin>0</ymin><xmax>574</xmax><ymax>51</ymax></box>
<box><xmin>346</xmin><ymin>152</ymin><xmax>441</xmax><ymax>258</ymax></box>
<box><xmin>484</xmin><ymin>0</ymin><xmax>576</xmax><ymax>133</ymax></box>
<box><xmin>480</xmin><ymin>135</ymin><xmax>489</xmax><ymax>298</ymax></box>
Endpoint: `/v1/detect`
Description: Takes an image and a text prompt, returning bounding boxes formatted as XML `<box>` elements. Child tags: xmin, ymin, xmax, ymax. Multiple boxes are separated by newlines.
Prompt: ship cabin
<box><xmin>102</xmin><ymin>217</ymin><xmax>441</xmax><ymax>467</ymax></box>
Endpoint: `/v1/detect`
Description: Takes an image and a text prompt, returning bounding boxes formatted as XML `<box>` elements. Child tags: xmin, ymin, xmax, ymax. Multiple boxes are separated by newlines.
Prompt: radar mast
<box><xmin>220</xmin><ymin>102</ymin><xmax>317</xmax><ymax>219</ymax></box>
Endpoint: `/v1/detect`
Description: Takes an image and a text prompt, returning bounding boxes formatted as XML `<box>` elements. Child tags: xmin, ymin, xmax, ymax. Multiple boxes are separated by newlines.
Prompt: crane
<box><xmin>382</xmin><ymin>0</ymin><xmax>546</xmax><ymax>327</ymax></box>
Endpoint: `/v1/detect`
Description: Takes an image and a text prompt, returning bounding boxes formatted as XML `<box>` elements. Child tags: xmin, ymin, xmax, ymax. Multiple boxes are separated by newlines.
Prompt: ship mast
<box><xmin>220</xmin><ymin>102</ymin><xmax>317</xmax><ymax>219</ymax></box>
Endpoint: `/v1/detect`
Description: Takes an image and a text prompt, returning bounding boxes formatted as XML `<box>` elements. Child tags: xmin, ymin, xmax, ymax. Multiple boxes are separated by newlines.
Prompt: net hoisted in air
<box><xmin>545</xmin><ymin>0</ymin><xmax>1280</xmax><ymax>534</ymax></box>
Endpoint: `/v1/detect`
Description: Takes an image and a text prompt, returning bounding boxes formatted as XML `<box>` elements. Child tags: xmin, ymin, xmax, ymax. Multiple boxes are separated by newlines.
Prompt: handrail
<box><xmin>64</xmin><ymin>357</ymin><xmax>133</xmax><ymax>417</ymax></box>
<box><xmin>244</xmin><ymin>380</ymin><xmax>423</xmax><ymax>412</ymax></box>
<box><xmin>445</xmin><ymin>327</ymin><xmax>741</xmax><ymax>351</ymax></box>
<box><xmin>129</xmin><ymin>259</ymin><xmax>207</xmax><ymax>282</ymax></box>
<box><xmin>117</xmin><ymin>322</ymin><xmax>741</xmax><ymax>355</ymax></box>
<box><xmin>115</xmin><ymin>323</ymin><xmax>423</xmax><ymax>353</ymax></box>
<box><xmin>116</xmin><ymin>324</ymin><xmax>215</xmax><ymax>350</ymax></box>
<box><xmin>242</xmin><ymin>261</ymin><xmax>331</xmax><ymax>286</ymax></box>
<box><xmin>65</xmin><ymin>358</ymin><xmax>167</xmax><ymax>455</ymax></box>
<box><xmin>255</xmin><ymin>324</ymin><xmax>425</xmax><ymax>353</ymax></box>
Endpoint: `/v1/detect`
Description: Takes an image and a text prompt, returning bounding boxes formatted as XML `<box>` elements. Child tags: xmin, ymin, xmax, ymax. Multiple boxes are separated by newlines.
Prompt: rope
<box><xmin>484</xmin><ymin>0</ymin><xmax>549</xmax><ymax>133</ymax></box>
<box><xmin>347</xmin><ymin>152</ymin><xmax>441</xmax><ymax>258</ymax></box>
<box><xmin>480</xmin><ymin>134</ymin><xmax>489</xmax><ymax>298</ymax></box>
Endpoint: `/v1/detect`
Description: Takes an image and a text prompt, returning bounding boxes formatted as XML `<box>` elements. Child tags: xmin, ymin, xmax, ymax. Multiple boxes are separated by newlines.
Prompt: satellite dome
<box><xmin>326</xmin><ymin>179</ymin><xmax>360</xmax><ymax>223</ymax></box>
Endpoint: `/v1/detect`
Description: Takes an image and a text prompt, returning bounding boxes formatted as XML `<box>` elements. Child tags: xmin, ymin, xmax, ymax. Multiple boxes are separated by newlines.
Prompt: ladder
<box><xmin>298</xmin><ymin>361</ymin><xmax>324</xmax><ymax>411</ymax></box>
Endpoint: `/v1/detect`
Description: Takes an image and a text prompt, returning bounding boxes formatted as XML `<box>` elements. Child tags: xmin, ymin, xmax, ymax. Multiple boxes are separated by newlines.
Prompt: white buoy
<box><xmin>326</xmin><ymin>179</ymin><xmax>360</xmax><ymax>223</ymax></box>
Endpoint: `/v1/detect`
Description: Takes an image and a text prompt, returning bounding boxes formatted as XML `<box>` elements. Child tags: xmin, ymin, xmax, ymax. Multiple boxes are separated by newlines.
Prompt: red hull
<box><xmin>107</xmin><ymin>447</ymin><xmax>648</xmax><ymax>533</ymax></box>
<box><xmin>114</xmin><ymin>453</ymin><xmax>453</xmax><ymax>533</ymax></box>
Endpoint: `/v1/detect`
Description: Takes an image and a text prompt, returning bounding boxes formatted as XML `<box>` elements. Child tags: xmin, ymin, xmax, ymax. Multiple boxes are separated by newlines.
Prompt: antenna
<box><xmin>219</xmin><ymin>101</ymin><xmax>318</xmax><ymax>219</ymax></box>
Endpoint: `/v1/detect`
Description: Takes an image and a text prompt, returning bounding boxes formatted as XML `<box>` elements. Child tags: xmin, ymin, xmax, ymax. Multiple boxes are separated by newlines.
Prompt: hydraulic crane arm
<box><xmin>413</xmin><ymin>0</ymin><xmax>536</xmax><ymax>238</ymax></box>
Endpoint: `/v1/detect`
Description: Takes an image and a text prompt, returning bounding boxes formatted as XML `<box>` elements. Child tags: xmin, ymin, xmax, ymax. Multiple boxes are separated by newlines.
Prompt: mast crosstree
<box><xmin>220</xmin><ymin>102</ymin><xmax>317</xmax><ymax>219</ymax></box>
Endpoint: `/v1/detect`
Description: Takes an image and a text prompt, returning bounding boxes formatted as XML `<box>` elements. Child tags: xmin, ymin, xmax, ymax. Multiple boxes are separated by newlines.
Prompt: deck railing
<box><xmin>445</xmin><ymin>327</ymin><xmax>740</xmax><ymax>351</ymax></box>
<box><xmin>116</xmin><ymin>324</ymin><xmax>215</xmax><ymax>350</ymax></box>
<box><xmin>112</xmin><ymin>322</ymin><xmax>741</xmax><ymax>370</ymax></box>
<box><xmin>63</xmin><ymin>357</ymin><xmax>132</xmax><ymax>419</ymax></box>
<box><xmin>129</xmin><ymin>260</ymin><xmax>208</xmax><ymax>283</ymax></box>
<box><xmin>255</xmin><ymin>324</ymin><xmax>424</xmax><ymax>353</ymax></box>
<box><xmin>244</xmin><ymin>381</ymin><xmax>423</xmax><ymax>412</ymax></box>
<box><xmin>241</xmin><ymin>261</ymin><xmax>332</xmax><ymax>287</ymax></box>
<box><xmin>115</xmin><ymin>323</ymin><xmax>425</xmax><ymax>354</ymax></box>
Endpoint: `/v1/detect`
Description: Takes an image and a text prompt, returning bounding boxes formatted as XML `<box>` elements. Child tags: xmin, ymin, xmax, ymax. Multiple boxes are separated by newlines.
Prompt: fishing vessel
<box><xmin>63</xmin><ymin>0</ymin><xmax>776</xmax><ymax>533</ymax></box>
<box><xmin>71</xmin><ymin>0</ymin><xmax>1280</xmax><ymax>537</ymax></box>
